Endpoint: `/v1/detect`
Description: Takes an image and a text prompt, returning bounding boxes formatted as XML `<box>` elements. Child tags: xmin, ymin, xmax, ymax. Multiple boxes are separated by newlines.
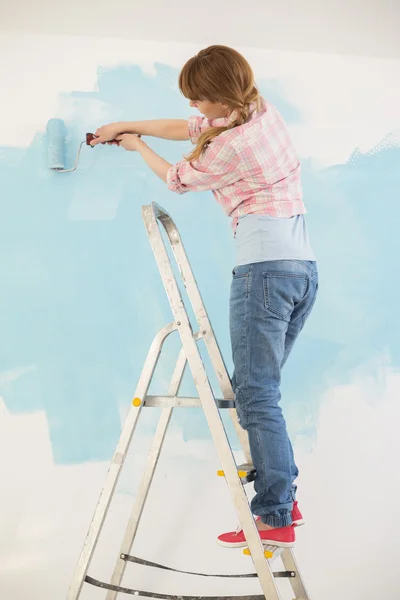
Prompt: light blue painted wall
<box><xmin>1</xmin><ymin>61</ymin><xmax>399</xmax><ymax>465</ymax></box>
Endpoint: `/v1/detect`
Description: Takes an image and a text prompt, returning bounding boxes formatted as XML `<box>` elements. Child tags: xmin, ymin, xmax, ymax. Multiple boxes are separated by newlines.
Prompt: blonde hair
<box><xmin>179</xmin><ymin>45</ymin><xmax>261</xmax><ymax>162</ymax></box>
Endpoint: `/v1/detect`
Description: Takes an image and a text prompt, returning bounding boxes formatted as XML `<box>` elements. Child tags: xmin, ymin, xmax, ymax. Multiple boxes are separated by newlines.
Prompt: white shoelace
<box><xmin>234</xmin><ymin>516</ymin><xmax>260</xmax><ymax>535</ymax></box>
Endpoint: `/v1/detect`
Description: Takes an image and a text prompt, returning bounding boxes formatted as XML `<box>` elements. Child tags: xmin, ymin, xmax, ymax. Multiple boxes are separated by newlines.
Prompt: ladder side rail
<box><xmin>66</xmin><ymin>323</ymin><xmax>177</xmax><ymax>600</ymax></box>
<box><xmin>144</xmin><ymin>203</ymin><xmax>251</xmax><ymax>463</ymax></box>
<box><xmin>148</xmin><ymin>203</ymin><xmax>232</xmax><ymax>398</ymax></box>
<box><xmin>281</xmin><ymin>549</ymin><xmax>310</xmax><ymax>600</ymax></box>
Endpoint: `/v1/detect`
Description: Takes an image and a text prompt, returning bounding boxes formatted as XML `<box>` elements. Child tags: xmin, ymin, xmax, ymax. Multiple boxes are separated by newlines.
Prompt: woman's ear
<box><xmin>221</xmin><ymin>103</ymin><xmax>232</xmax><ymax>117</ymax></box>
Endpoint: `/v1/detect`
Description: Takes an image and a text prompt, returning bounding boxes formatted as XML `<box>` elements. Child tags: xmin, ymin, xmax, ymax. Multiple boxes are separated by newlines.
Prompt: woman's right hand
<box><xmin>90</xmin><ymin>123</ymin><xmax>123</xmax><ymax>146</ymax></box>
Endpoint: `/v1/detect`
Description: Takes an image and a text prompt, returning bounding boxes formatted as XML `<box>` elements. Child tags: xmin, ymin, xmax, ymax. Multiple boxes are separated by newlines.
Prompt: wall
<box><xmin>2</xmin><ymin>0</ymin><xmax>400</xmax><ymax>59</ymax></box>
<box><xmin>1</xmin><ymin>33</ymin><xmax>400</xmax><ymax>600</ymax></box>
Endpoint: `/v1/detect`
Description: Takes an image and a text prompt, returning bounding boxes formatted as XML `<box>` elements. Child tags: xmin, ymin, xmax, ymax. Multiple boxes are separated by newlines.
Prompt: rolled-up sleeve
<box><xmin>167</xmin><ymin>140</ymin><xmax>241</xmax><ymax>195</ymax></box>
<box><xmin>188</xmin><ymin>116</ymin><xmax>209</xmax><ymax>145</ymax></box>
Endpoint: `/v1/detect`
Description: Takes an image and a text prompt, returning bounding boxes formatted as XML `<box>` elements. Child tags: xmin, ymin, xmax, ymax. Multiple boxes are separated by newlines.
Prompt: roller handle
<box><xmin>86</xmin><ymin>133</ymin><xmax>97</xmax><ymax>146</ymax></box>
<box><xmin>86</xmin><ymin>133</ymin><xmax>117</xmax><ymax>146</ymax></box>
<box><xmin>86</xmin><ymin>132</ymin><xmax>141</xmax><ymax>146</ymax></box>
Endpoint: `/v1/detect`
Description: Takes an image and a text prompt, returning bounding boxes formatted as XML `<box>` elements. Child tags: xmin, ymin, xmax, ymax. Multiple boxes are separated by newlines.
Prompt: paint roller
<box><xmin>46</xmin><ymin>118</ymin><xmax>100</xmax><ymax>173</ymax></box>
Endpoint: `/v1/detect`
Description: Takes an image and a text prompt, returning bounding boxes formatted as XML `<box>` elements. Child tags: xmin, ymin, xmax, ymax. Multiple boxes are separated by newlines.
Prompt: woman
<box><xmin>91</xmin><ymin>45</ymin><xmax>318</xmax><ymax>548</ymax></box>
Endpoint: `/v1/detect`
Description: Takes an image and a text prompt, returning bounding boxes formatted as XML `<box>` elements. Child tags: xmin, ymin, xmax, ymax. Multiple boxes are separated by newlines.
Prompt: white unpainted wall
<box><xmin>1</xmin><ymin>0</ymin><xmax>400</xmax><ymax>59</ymax></box>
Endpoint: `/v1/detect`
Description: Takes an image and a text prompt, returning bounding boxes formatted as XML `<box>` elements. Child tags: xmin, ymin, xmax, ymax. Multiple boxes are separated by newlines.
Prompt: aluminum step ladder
<box><xmin>66</xmin><ymin>202</ymin><xmax>311</xmax><ymax>600</ymax></box>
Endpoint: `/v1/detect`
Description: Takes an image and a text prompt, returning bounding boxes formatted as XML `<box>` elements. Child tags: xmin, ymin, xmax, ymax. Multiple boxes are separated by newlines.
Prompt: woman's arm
<box><xmin>114</xmin><ymin>132</ymin><xmax>240</xmax><ymax>192</ymax></box>
<box><xmin>121</xmin><ymin>119</ymin><xmax>189</xmax><ymax>140</ymax></box>
<box><xmin>115</xmin><ymin>134</ymin><xmax>172</xmax><ymax>182</ymax></box>
<box><xmin>136</xmin><ymin>139</ymin><xmax>172</xmax><ymax>182</ymax></box>
<box><xmin>91</xmin><ymin>120</ymin><xmax>189</xmax><ymax>145</ymax></box>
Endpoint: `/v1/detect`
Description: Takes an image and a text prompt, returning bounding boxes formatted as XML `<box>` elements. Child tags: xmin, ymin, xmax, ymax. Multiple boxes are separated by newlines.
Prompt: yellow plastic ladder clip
<box><xmin>217</xmin><ymin>469</ymin><xmax>249</xmax><ymax>478</ymax></box>
<box><xmin>217</xmin><ymin>469</ymin><xmax>249</xmax><ymax>477</ymax></box>
<box><xmin>243</xmin><ymin>547</ymin><xmax>274</xmax><ymax>559</ymax></box>
<box><xmin>217</xmin><ymin>463</ymin><xmax>255</xmax><ymax>481</ymax></box>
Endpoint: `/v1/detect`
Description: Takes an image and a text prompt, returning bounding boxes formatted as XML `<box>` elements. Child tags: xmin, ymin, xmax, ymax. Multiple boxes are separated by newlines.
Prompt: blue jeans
<box><xmin>230</xmin><ymin>260</ymin><xmax>318</xmax><ymax>528</ymax></box>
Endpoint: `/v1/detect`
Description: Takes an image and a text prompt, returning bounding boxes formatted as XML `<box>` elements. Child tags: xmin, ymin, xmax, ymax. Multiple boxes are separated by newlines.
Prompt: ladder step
<box><xmin>240</xmin><ymin>553</ymin><xmax>295</xmax><ymax>579</ymax></box>
<box><xmin>217</xmin><ymin>463</ymin><xmax>256</xmax><ymax>483</ymax></box>
<box><xmin>142</xmin><ymin>395</ymin><xmax>235</xmax><ymax>409</ymax></box>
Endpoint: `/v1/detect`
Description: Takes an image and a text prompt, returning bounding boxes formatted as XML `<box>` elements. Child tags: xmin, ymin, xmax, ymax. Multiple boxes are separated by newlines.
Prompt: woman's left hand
<box><xmin>115</xmin><ymin>133</ymin><xmax>143</xmax><ymax>152</ymax></box>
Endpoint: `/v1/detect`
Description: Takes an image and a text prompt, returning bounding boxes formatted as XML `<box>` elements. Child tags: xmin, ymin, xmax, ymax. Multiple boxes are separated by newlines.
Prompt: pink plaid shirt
<box><xmin>167</xmin><ymin>98</ymin><xmax>306</xmax><ymax>230</ymax></box>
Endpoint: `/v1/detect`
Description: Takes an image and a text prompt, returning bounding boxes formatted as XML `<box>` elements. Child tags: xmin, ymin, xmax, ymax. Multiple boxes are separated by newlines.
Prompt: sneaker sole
<box><xmin>217</xmin><ymin>538</ymin><xmax>295</xmax><ymax>549</ymax></box>
<box><xmin>217</xmin><ymin>539</ymin><xmax>248</xmax><ymax>548</ymax></box>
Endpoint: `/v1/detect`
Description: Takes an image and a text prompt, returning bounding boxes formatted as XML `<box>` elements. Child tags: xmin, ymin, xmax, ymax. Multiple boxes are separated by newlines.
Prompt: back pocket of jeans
<box><xmin>263</xmin><ymin>273</ymin><xmax>307</xmax><ymax>320</ymax></box>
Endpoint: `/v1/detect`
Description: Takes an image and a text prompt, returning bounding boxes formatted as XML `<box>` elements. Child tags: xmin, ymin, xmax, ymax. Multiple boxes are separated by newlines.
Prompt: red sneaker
<box><xmin>292</xmin><ymin>501</ymin><xmax>305</xmax><ymax>527</ymax></box>
<box><xmin>217</xmin><ymin>524</ymin><xmax>295</xmax><ymax>548</ymax></box>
